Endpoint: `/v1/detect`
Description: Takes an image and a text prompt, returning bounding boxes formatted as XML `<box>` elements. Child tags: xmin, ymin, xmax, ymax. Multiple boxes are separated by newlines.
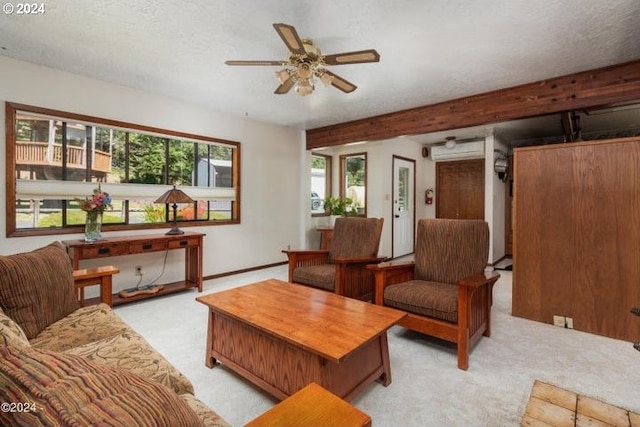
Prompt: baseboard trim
<box><xmin>489</xmin><ymin>255</ymin><xmax>510</xmax><ymax>267</ymax></box>
<box><xmin>203</xmin><ymin>261</ymin><xmax>287</xmax><ymax>281</ymax></box>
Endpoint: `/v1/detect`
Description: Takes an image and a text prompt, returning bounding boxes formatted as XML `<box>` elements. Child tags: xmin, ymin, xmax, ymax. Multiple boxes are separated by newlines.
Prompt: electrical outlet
<box><xmin>135</xmin><ymin>265</ymin><xmax>143</xmax><ymax>276</ymax></box>
<box><xmin>553</xmin><ymin>315</ymin><xmax>565</xmax><ymax>327</ymax></box>
<box><xmin>565</xmin><ymin>317</ymin><xmax>573</xmax><ymax>329</ymax></box>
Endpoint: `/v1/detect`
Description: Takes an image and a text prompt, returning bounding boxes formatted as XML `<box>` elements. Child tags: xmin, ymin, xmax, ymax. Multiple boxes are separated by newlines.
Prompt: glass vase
<box><xmin>84</xmin><ymin>211</ymin><xmax>103</xmax><ymax>242</ymax></box>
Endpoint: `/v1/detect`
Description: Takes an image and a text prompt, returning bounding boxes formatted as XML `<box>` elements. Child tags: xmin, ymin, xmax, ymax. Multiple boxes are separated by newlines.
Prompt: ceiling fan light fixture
<box><xmin>276</xmin><ymin>69</ymin><xmax>290</xmax><ymax>84</ymax></box>
<box><xmin>319</xmin><ymin>72</ymin><xmax>333</xmax><ymax>86</ymax></box>
<box><xmin>227</xmin><ymin>23</ymin><xmax>379</xmax><ymax>96</ymax></box>
<box><xmin>295</xmin><ymin>79</ymin><xmax>314</xmax><ymax>96</ymax></box>
<box><xmin>297</xmin><ymin>63</ymin><xmax>312</xmax><ymax>79</ymax></box>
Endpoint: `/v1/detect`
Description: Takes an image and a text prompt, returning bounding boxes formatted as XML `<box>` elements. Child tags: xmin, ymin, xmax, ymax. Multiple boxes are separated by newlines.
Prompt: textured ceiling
<box><xmin>1</xmin><ymin>0</ymin><xmax>639</xmax><ymax>139</ymax></box>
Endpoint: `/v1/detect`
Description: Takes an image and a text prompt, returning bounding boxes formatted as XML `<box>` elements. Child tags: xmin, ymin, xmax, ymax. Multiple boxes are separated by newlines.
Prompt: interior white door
<box><xmin>392</xmin><ymin>157</ymin><xmax>415</xmax><ymax>257</ymax></box>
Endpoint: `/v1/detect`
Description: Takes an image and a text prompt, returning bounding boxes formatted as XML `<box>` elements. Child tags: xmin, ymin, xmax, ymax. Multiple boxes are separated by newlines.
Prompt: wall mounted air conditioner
<box><xmin>429</xmin><ymin>140</ymin><xmax>485</xmax><ymax>161</ymax></box>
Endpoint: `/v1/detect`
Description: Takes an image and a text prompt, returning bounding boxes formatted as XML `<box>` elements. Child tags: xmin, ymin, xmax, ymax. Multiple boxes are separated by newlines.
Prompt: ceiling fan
<box><xmin>225</xmin><ymin>23</ymin><xmax>380</xmax><ymax>96</ymax></box>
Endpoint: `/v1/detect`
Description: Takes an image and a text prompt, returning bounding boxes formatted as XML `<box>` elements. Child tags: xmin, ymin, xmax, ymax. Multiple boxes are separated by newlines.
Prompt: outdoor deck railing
<box><xmin>16</xmin><ymin>141</ymin><xmax>111</xmax><ymax>173</ymax></box>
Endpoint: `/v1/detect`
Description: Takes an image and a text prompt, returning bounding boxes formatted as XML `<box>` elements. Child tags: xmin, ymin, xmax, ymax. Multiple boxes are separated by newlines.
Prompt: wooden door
<box><xmin>436</xmin><ymin>159</ymin><xmax>484</xmax><ymax>219</ymax></box>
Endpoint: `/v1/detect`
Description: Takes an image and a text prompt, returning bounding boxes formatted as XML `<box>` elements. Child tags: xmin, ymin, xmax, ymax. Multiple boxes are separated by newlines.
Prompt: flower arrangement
<box><xmin>80</xmin><ymin>185</ymin><xmax>112</xmax><ymax>213</ymax></box>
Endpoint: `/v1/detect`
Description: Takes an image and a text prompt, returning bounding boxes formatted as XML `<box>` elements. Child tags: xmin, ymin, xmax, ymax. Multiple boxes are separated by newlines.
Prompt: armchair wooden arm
<box><xmin>367</xmin><ymin>260</ymin><xmax>415</xmax><ymax>305</ymax></box>
<box><xmin>457</xmin><ymin>271</ymin><xmax>500</xmax><ymax>289</ymax></box>
<box><xmin>332</xmin><ymin>255</ymin><xmax>387</xmax><ymax>264</ymax></box>
<box><xmin>282</xmin><ymin>249</ymin><xmax>330</xmax><ymax>282</ymax></box>
<box><xmin>456</xmin><ymin>270</ymin><xmax>500</xmax><ymax>369</ymax></box>
<box><xmin>332</xmin><ymin>256</ymin><xmax>387</xmax><ymax>299</ymax></box>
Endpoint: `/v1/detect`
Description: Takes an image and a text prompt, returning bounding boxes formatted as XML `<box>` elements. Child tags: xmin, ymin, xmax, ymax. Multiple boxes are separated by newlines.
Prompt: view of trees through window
<box><xmin>311</xmin><ymin>153</ymin><xmax>331</xmax><ymax>215</ymax></box>
<box><xmin>9</xmin><ymin>104</ymin><xmax>239</xmax><ymax>236</ymax></box>
<box><xmin>340</xmin><ymin>153</ymin><xmax>367</xmax><ymax>215</ymax></box>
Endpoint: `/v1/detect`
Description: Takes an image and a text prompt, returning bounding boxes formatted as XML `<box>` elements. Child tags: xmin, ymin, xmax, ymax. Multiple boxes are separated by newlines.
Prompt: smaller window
<box><xmin>340</xmin><ymin>153</ymin><xmax>367</xmax><ymax>216</ymax></box>
<box><xmin>311</xmin><ymin>153</ymin><xmax>332</xmax><ymax>216</ymax></box>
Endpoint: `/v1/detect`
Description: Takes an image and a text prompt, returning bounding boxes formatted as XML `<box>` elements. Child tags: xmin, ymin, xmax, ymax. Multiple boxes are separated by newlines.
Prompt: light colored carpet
<box><xmin>115</xmin><ymin>266</ymin><xmax>640</xmax><ymax>427</ymax></box>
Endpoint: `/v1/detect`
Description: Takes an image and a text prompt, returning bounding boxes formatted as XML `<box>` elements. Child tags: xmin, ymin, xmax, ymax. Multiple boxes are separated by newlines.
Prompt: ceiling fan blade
<box><xmin>323</xmin><ymin>49</ymin><xmax>380</xmax><ymax>65</ymax></box>
<box><xmin>274</xmin><ymin>76</ymin><xmax>296</xmax><ymax>94</ymax></box>
<box><xmin>321</xmin><ymin>70</ymin><xmax>357</xmax><ymax>93</ymax></box>
<box><xmin>273</xmin><ymin>23</ymin><xmax>306</xmax><ymax>55</ymax></box>
<box><xmin>225</xmin><ymin>60</ymin><xmax>287</xmax><ymax>66</ymax></box>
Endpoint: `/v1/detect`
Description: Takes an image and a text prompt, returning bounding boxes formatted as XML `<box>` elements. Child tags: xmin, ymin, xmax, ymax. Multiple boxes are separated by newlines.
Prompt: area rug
<box><xmin>521</xmin><ymin>380</ymin><xmax>640</xmax><ymax>426</ymax></box>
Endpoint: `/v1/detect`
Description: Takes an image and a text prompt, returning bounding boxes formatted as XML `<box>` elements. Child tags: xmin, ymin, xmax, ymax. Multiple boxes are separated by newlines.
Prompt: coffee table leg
<box><xmin>379</xmin><ymin>333</ymin><xmax>392</xmax><ymax>386</ymax></box>
<box><xmin>205</xmin><ymin>310</ymin><xmax>218</xmax><ymax>368</ymax></box>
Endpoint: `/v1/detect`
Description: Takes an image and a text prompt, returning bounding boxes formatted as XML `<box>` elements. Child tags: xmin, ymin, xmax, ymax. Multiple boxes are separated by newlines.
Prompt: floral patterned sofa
<box><xmin>0</xmin><ymin>242</ymin><xmax>229</xmax><ymax>427</ymax></box>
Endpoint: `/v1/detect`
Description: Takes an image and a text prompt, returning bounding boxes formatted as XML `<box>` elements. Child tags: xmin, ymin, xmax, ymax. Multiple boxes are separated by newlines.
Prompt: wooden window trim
<box><xmin>311</xmin><ymin>152</ymin><xmax>332</xmax><ymax>217</ymax></box>
<box><xmin>6</xmin><ymin>102</ymin><xmax>241</xmax><ymax>238</ymax></box>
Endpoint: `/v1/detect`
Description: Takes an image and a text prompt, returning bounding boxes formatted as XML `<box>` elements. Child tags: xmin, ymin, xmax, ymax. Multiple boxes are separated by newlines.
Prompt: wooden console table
<box><xmin>62</xmin><ymin>232</ymin><xmax>204</xmax><ymax>306</ymax></box>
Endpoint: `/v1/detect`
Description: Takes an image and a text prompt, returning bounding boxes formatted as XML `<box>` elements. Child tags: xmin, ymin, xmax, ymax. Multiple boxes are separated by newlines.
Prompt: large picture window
<box><xmin>6</xmin><ymin>102</ymin><xmax>240</xmax><ymax>237</ymax></box>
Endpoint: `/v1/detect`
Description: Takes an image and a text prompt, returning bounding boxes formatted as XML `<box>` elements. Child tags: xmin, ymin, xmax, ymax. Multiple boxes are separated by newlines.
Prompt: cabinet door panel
<box><xmin>436</xmin><ymin>159</ymin><xmax>484</xmax><ymax>219</ymax></box>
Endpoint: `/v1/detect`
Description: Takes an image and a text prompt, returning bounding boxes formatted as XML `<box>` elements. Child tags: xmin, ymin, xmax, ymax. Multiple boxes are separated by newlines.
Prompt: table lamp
<box><xmin>154</xmin><ymin>185</ymin><xmax>194</xmax><ymax>235</ymax></box>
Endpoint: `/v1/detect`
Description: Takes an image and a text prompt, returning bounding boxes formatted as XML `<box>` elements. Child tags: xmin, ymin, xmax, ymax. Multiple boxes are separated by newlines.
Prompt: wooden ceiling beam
<box><xmin>306</xmin><ymin>59</ymin><xmax>640</xmax><ymax>149</ymax></box>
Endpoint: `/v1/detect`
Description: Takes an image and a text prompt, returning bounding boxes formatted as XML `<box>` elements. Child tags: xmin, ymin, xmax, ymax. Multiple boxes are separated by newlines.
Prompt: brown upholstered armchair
<box><xmin>282</xmin><ymin>217</ymin><xmax>385</xmax><ymax>301</ymax></box>
<box><xmin>367</xmin><ymin>218</ymin><xmax>499</xmax><ymax>370</ymax></box>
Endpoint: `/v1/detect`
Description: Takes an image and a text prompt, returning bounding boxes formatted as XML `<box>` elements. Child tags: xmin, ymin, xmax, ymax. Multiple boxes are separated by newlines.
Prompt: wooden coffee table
<box><xmin>197</xmin><ymin>279</ymin><xmax>406</xmax><ymax>401</ymax></box>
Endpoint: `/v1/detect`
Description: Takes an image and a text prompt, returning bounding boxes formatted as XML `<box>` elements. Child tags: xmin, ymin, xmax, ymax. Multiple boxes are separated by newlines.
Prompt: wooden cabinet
<box><xmin>436</xmin><ymin>159</ymin><xmax>485</xmax><ymax>219</ymax></box>
<box><xmin>512</xmin><ymin>137</ymin><xmax>640</xmax><ymax>341</ymax></box>
<box><xmin>63</xmin><ymin>232</ymin><xmax>204</xmax><ymax>306</ymax></box>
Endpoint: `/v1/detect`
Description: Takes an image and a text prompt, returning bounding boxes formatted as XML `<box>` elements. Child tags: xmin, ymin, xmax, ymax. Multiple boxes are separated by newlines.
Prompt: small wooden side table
<box><xmin>73</xmin><ymin>266</ymin><xmax>119</xmax><ymax>307</ymax></box>
<box><xmin>244</xmin><ymin>382</ymin><xmax>371</xmax><ymax>427</ymax></box>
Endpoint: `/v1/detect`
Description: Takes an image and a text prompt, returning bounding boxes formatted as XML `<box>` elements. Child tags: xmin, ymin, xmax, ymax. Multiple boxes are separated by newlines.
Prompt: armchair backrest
<box><xmin>414</xmin><ymin>219</ymin><xmax>489</xmax><ymax>284</ymax></box>
<box><xmin>329</xmin><ymin>217</ymin><xmax>384</xmax><ymax>261</ymax></box>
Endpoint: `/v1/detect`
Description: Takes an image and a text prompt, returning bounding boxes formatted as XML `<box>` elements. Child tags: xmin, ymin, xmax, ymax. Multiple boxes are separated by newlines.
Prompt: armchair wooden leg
<box><xmin>457</xmin><ymin>331</ymin><xmax>469</xmax><ymax>371</ymax></box>
<box><xmin>484</xmin><ymin>295</ymin><xmax>492</xmax><ymax>338</ymax></box>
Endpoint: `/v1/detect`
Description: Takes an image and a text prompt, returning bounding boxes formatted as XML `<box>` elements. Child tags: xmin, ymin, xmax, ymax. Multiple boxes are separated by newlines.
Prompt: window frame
<box><xmin>6</xmin><ymin>102</ymin><xmax>241</xmax><ymax>238</ymax></box>
<box><xmin>339</xmin><ymin>152</ymin><xmax>367</xmax><ymax>217</ymax></box>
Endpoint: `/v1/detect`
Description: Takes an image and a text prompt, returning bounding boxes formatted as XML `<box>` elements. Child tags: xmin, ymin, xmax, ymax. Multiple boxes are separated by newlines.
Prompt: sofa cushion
<box><xmin>0</xmin><ymin>344</ymin><xmax>205</xmax><ymax>427</ymax></box>
<box><xmin>292</xmin><ymin>264</ymin><xmax>336</xmax><ymax>291</ymax></box>
<box><xmin>384</xmin><ymin>279</ymin><xmax>458</xmax><ymax>323</ymax></box>
<box><xmin>0</xmin><ymin>307</ymin><xmax>30</xmax><ymax>348</ymax></box>
<box><xmin>66</xmin><ymin>330</ymin><xmax>194</xmax><ymax>395</ymax></box>
<box><xmin>30</xmin><ymin>303</ymin><xmax>131</xmax><ymax>352</ymax></box>
<box><xmin>180</xmin><ymin>394</ymin><xmax>231</xmax><ymax>427</ymax></box>
<box><xmin>0</xmin><ymin>242</ymin><xmax>79</xmax><ymax>339</ymax></box>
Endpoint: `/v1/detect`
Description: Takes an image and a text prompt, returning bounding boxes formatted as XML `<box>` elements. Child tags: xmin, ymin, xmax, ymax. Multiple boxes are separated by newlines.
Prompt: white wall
<box><xmin>490</xmin><ymin>134</ymin><xmax>509</xmax><ymax>263</ymax></box>
<box><xmin>303</xmin><ymin>136</ymin><xmax>507</xmax><ymax>264</ymax></box>
<box><xmin>0</xmin><ymin>57</ymin><xmax>304</xmax><ymax>294</ymax></box>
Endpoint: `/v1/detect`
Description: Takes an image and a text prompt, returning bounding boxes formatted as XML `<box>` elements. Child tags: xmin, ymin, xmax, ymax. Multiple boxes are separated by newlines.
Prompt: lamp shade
<box><xmin>154</xmin><ymin>185</ymin><xmax>194</xmax><ymax>204</ymax></box>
